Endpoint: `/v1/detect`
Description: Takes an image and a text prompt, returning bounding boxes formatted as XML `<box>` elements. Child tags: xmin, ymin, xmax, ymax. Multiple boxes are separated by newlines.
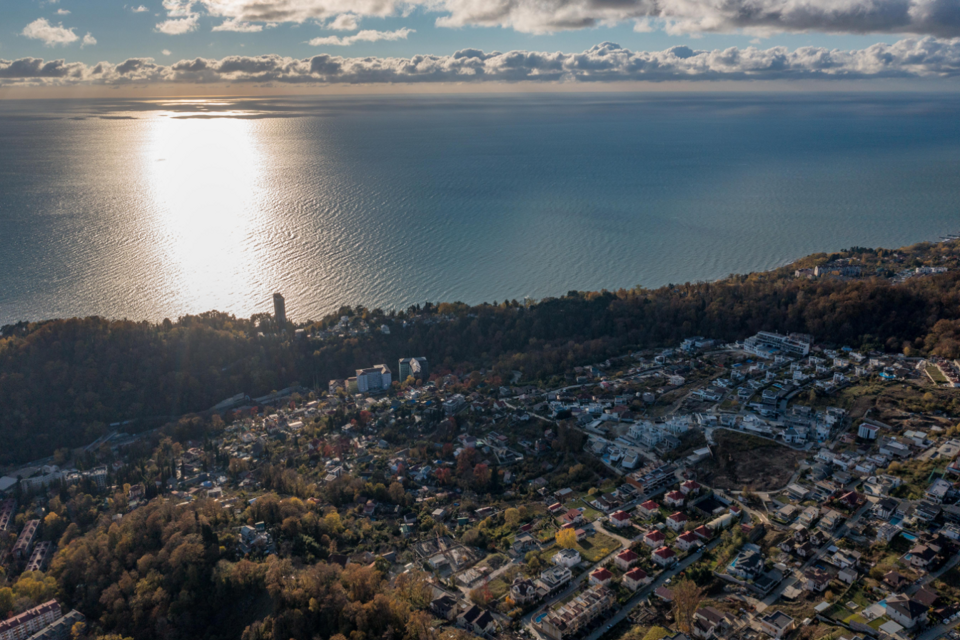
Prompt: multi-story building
<box><xmin>13</xmin><ymin>520</ymin><xmax>40</xmax><ymax>562</ymax></box>
<box><xmin>272</xmin><ymin>293</ymin><xmax>286</xmax><ymax>329</ymax></box>
<box><xmin>0</xmin><ymin>499</ymin><xmax>16</xmax><ymax>532</ymax></box>
<box><xmin>25</xmin><ymin>541</ymin><xmax>53</xmax><ymax>573</ymax></box>
<box><xmin>398</xmin><ymin>357</ymin><xmax>429</xmax><ymax>382</ymax></box>
<box><xmin>537</xmin><ymin>585</ymin><xmax>614</xmax><ymax>640</ymax></box>
<box><xmin>0</xmin><ymin>600</ymin><xmax>61</xmax><ymax>640</ymax></box>
<box><xmin>355</xmin><ymin>365</ymin><xmax>391</xmax><ymax>393</ymax></box>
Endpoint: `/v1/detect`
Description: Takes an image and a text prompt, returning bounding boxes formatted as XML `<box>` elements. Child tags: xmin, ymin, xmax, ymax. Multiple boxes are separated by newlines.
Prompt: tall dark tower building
<box><xmin>273</xmin><ymin>293</ymin><xmax>286</xmax><ymax>330</ymax></box>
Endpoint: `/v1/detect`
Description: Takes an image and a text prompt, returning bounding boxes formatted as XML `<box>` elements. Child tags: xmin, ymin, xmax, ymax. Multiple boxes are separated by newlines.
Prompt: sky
<box><xmin>1</xmin><ymin>0</ymin><xmax>960</xmax><ymax>92</ymax></box>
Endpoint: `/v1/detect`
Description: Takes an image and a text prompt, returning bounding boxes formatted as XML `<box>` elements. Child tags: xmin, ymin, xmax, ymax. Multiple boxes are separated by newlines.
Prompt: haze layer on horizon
<box><xmin>2</xmin><ymin>0</ymin><xmax>960</xmax><ymax>96</ymax></box>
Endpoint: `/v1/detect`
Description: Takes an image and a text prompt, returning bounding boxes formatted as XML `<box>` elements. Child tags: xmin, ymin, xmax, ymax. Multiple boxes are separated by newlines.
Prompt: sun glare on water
<box><xmin>144</xmin><ymin>109</ymin><xmax>269</xmax><ymax>316</ymax></box>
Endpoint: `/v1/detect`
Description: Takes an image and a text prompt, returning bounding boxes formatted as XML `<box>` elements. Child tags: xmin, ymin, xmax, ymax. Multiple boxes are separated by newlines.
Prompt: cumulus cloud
<box><xmin>190</xmin><ymin>0</ymin><xmax>960</xmax><ymax>36</ymax></box>
<box><xmin>328</xmin><ymin>14</ymin><xmax>359</xmax><ymax>30</ymax></box>
<box><xmin>132</xmin><ymin>5</ymin><xmax>150</xmax><ymax>12</ymax></box>
<box><xmin>22</xmin><ymin>18</ymin><xmax>80</xmax><ymax>46</ymax></box>
<box><xmin>3</xmin><ymin>38</ymin><xmax>960</xmax><ymax>86</ymax></box>
<box><xmin>307</xmin><ymin>27</ymin><xmax>413</xmax><ymax>46</ymax></box>
<box><xmin>156</xmin><ymin>14</ymin><xmax>200</xmax><ymax>34</ymax></box>
<box><xmin>82</xmin><ymin>33</ymin><xmax>97</xmax><ymax>47</ymax></box>
<box><xmin>57</xmin><ymin>9</ymin><xmax>71</xmax><ymax>15</ymax></box>
<box><xmin>212</xmin><ymin>18</ymin><xmax>263</xmax><ymax>31</ymax></box>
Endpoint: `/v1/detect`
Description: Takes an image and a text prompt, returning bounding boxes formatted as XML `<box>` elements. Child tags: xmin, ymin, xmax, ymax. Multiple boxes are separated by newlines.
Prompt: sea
<box><xmin>2</xmin><ymin>92</ymin><xmax>960</xmax><ymax>326</ymax></box>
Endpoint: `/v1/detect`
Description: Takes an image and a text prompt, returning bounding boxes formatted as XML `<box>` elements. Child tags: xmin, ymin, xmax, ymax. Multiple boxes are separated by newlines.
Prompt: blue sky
<box><xmin>1</xmin><ymin>0</ymin><xmax>959</xmax><ymax>89</ymax></box>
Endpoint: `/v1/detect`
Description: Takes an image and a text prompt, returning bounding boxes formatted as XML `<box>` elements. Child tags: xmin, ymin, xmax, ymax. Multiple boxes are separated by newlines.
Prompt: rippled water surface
<box><xmin>2</xmin><ymin>93</ymin><xmax>960</xmax><ymax>325</ymax></box>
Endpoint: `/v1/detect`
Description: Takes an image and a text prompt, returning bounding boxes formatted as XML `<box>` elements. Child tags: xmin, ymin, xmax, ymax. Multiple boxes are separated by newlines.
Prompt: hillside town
<box><xmin>3</xmin><ymin>328</ymin><xmax>960</xmax><ymax>640</ymax></box>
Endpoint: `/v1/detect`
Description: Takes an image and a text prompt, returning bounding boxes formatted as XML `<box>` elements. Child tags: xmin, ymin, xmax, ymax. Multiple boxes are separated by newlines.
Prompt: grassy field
<box><xmin>926</xmin><ymin>364</ymin><xmax>949</xmax><ymax>384</ymax></box>
<box><xmin>577</xmin><ymin>532</ymin><xmax>621</xmax><ymax>562</ymax></box>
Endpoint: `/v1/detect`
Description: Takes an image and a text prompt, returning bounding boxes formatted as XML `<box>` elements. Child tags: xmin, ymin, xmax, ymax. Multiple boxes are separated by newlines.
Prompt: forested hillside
<box><xmin>2</xmin><ymin>240</ymin><xmax>960</xmax><ymax>465</ymax></box>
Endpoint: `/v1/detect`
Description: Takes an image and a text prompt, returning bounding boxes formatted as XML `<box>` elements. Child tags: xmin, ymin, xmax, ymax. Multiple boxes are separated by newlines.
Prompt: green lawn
<box><xmin>577</xmin><ymin>532</ymin><xmax>621</xmax><ymax>562</ymax></box>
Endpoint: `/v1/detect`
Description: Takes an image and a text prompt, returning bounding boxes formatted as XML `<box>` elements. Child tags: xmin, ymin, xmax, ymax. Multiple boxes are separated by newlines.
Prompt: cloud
<box><xmin>162</xmin><ymin>49</ymin><xmax>173</xmax><ymax>55</ymax></box>
<box><xmin>212</xmin><ymin>18</ymin><xmax>263</xmax><ymax>31</ymax></box>
<box><xmin>328</xmin><ymin>13</ymin><xmax>358</xmax><ymax>30</ymax></box>
<box><xmin>132</xmin><ymin>5</ymin><xmax>150</xmax><ymax>12</ymax></box>
<box><xmin>307</xmin><ymin>27</ymin><xmax>413</xmax><ymax>46</ymax></box>
<box><xmin>82</xmin><ymin>33</ymin><xmax>97</xmax><ymax>47</ymax></box>
<box><xmin>3</xmin><ymin>38</ymin><xmax>960</xmax><ymax>86</ymax></box>
<box><xmin>22</xmin><ymin>18</ymin><xmax>80</xmax><ymax>46</ymax></box>
<box><xmin>57</xmin><ymin>9</ymin><xmax>71</xmax><ymax>15</ymax></box>
<box><xmin>189</xmin><ymin>0</ymin><xmax>960</xmax><ymax>36</ymax></box>
<box><xmin>156</xmin><ymin>14</ymin><xmax>200</xmax><ymax>33</ymax></box>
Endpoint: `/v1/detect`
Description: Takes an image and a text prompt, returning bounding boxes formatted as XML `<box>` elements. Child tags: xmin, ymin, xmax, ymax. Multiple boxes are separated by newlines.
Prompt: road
<box><xmin>917</xmin><ymin>616</ymin><xmax>960</xmax><ymax>640</ymax></box>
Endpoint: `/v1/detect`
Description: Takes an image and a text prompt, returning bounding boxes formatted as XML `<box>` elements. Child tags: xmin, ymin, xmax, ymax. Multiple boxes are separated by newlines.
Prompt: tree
<box><xmin>388</xmin><ymin>482</ymin><xmax>406</xmax><ymax>505</ymax></box>
<box><xmin>503</xmin><ymin>508</ymin><xmax>520</xmax><ymax>528</ymax></box>
<box><xmin>556</xmin><ymin>528</ymin><xmax>577</xmax><ymax>549</ymax></box>
<box><xmin>672</xmin><ymin>579</ymin><xmax>704</xmax><ymax>634</ymax></box>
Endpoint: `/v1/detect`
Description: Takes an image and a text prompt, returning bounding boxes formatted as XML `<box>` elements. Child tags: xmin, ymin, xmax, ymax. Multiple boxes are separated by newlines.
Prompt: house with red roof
<box><xmin>637</xmin><ymin>500</ymin><xmax>660</xmax><ymax>519</ymax></box>
<box><xmin>643</xmin><ymin>529</ymin><xmax>666</xmax><ymax>548</ymax></box>
<box><xmin>681</xmin><ymin>480</ymin><xmax>701</xmax><ymax>495</ymax></box>
<box><xmin>609</xmin><ymin>510</ymin><xmax>632</xmax><ymax>529</ymax></box>
<box><xmin>676</xmin><ymin>531</ymin><xmax>701</xmax><ymax>552</ymax></box>
<box><xmin>615</xmin><ymin>548</ymin><xmax>639</xmax><ymax>570</ymax></box>
<box><xmin>666</xmin><ymin>511</ymin><xmax>689</xmax><ymax>532</ymax></box>
<box><xmin>589</xmin><ymin>567</ymin><xmax>613</xmax><ymax>587</ymax></box>
<box><xmin>652</xmin><ymin>546</ymin><xmax>677</xmax><ymax>567</ymax></box>
<box><xmin>624</xmin><ymin>567</ymin><xmax>651</xmax><ymax>591</ymax></box>
<box><xmin>561</xmin><ymin>508</ymin><xmax>585</xmax><ymax>525</ymax></box>
<box><xmin>694</xmin><ymin>525</ymin><xmax>713</xmax><ymax>541</ymax></box>
<box><xmin>665</xmin><ymin>491</ymin><xmax>685</xmax><ymax>508</ymax></box>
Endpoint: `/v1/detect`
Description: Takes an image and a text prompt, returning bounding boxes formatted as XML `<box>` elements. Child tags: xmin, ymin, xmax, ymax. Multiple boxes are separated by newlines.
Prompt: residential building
<box><xmin>759</xmin><ymin>611</ymin><xmax>796</xmax><ymax>639</ymax></box>
<box><xmin>0</xmin><ymin>601</ymin><xmax>62</xmax><ymax>640</ymax></box>
<box><xmin>693</xmin><ymin>607</ymin><xmax>727</xmax><ymax>640</ymax></box>
<box><xmin>886</xmin><ymin>595</ymin><xmax>929</xmax><ymax>629</ymax></box>
<box><xmin>510</xmin><ymin>577</ymin><xmax>538</xmax><ymax>604</ymax></box>
<box><xmin>553</xmin><ymin>548</ymin><xmax>581</xmax><ymax>568</ymax></box>
<box><xmin>589</xmin><ymin>567</ymin><xmax>613</xmax><ymax>587</ymax></box>
<box><xmin>356</xmin><ymin>365</ymin><xmax>392</xmax><ymax>393</ymax></box>
<box><xmin>623</xmin><ymin>567</ymin><xmax>650</xmax><ymax>591</ymax></box>
<box><xmin>430</xmin><ymin>595</ymin><xmax>458</xmax><ymax>621</ymax></box>
<box><xmin>667</xmin><ymin>512</ymin><xmax>688</xmax><ymax>532</ymax></box>
<box><xmin>728</xmin><ymin>548</ymin><xmax>764</xmax><ymax>580</ymax></box>
<box><xmin>458</xmin><ymin>604</ymin><xmax>496</xmax><ymax>636</ymax></box>
<box><xmin>13</xmin><ymin>520</ymin><xmax>40</xmax><ymax>561</ymax></box>
<box><xmin>615</xmin><ymin>549</ymin><xmax>639</xmax><ymax>570</ymax></box>
<box><xmin>858</xmin><ymin>423</ymin><xmax>880</xmax><ymax>440</ymax></box>
<box><xmin>643</xmin><ymin>529</ymin><xmax>666</xmax><ymax>548</ymax></box>
<box><xmin>25</xmin><ymin>541</ymin><xmax>53</xmax><ymax>573</ymax></box>
<box><xmin>652</xmin><ymin>546</ymin><xmax>677</xmax><ymax>567</ymax></box>
<box><xmin>676</xmin><ymin>531</ymin><xmax>700</xmax><ymax>552</ymax></box>
<box><xmin>398</xmin><ymin>357</ymin><xmax>429</xmax><ymax>382</ymax></box>
<box><xmin>272</xmin><ymin>293</ymin><xmax>286</xmax><ymax>329</ymax></box>
<box><xmin>536</xmin><ymin>586</ymin><xmax>614</xmax><ymax>640</ymax></box>
<box><xmin>539</xmin><ymin>565</ymin><xmax>572</xmax><ymax>593</ymax></box>
<box><xmin>636</xmin><ymin>500</ymin><xmax>659</xmax><ymax>519</ymax></box>
<box><xmin>743</xmin><ymin>332</ymin><xmax>812</xmax><ymax>358</ymax></box>
<box><xmin>664</xmin><ymin>491</ymin><xmax>685</xmax><ymax>508</ymax></box>
<box><xmin>609</xmin><ymin>510</ymin><xmax>632</xmax><ymax>528</ymax></box>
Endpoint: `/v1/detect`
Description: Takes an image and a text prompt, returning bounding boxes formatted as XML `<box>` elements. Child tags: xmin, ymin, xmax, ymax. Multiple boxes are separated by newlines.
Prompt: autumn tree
<box><xmin>556</xmin><ymin>528</ymin><xmax>577</xmax><ymax>549</ymax></box>
<box><xmin>672</xmin><ymin>579</ymin><xmax>704</xmax><ymax>634</ymax></box>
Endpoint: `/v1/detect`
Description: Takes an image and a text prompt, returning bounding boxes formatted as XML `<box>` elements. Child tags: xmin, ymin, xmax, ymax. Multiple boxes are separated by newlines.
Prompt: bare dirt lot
<box><xmin>698</xmin><ymin>430</ymin><xmax>807</xmax><ymax>491</ymax></box>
